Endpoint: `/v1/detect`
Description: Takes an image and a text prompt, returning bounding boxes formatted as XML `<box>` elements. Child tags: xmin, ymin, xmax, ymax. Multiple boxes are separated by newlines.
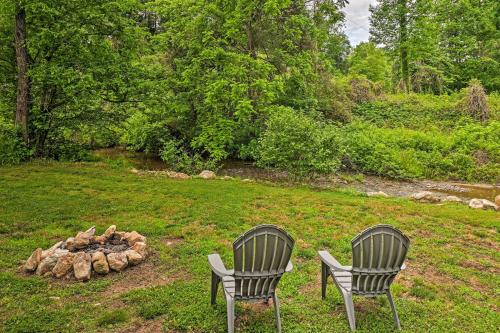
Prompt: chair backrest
<box><xmin>232</xmin><ymin>224</ymin><xmax>294</xmax><ymax>300</ymax></box>
<box><xmin>351</xmin><ymin>224</ymin><xmax>410</xmax><ymax>296</ymax></box>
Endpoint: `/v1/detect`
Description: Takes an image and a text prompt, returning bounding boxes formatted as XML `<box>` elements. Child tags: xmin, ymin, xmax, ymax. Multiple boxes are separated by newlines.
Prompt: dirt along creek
<box><xmin>94</xmin><ymin>148</ymin><xmax>499</xmax><ymax>202</ymax></box>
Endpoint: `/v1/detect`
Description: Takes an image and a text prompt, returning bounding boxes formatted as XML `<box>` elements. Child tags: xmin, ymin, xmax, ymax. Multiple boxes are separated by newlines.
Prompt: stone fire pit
<box><xmin>23</xmin><ymin>225</ymin><xmax>147</xmax><ymax>281</ymax></box>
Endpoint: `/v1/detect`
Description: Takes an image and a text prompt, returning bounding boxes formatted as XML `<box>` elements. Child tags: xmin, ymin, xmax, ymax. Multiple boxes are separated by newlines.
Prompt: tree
<box><xmin>369</xmin><ymin>0</ymin><xmax>499</xmax><ymax>93</ymax></box>
<box><xmin>369</xmin><ymin>0</ymin><xmax>416</xmax><ymax>93</ymax></box>
<box><xmin>14</xmin><ymin>4</ymin><xmax>29</xmax><ymax>143</ymax></box>
<box><xmin>131</xmin><ymin>0</ymin><xmax>351</xmax><ymax>169</ymax></box>
<box><xmin>348</xmin><ymin>42</ymin><xmax>391</xmax><ymax>86</ymax></box>
<box><xmin>435</xmin><ymin>0</ymin><xmax>499</xmax><ymax>91</ymax></box>
<box><xmin>1</xmin><ymin>0</ymin><xmax>147</xmax><ymax>157</ymax></box>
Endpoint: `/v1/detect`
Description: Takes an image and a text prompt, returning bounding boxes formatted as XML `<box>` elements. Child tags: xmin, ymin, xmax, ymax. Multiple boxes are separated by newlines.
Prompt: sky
<box><xmin>343</xmin><ymin>0</ymin><xmax>377</xmax><ymax>46</ymax></box>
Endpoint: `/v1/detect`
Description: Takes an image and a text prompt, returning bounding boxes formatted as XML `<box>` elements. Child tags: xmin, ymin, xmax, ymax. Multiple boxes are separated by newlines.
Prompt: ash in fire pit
<box><xmin>23</xmin><ymin>225</ymin><xmax>148</xmax><ymax>281</ymax></box>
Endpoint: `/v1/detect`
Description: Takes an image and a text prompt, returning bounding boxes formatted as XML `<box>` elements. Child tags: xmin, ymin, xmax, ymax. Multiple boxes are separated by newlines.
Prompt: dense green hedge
<box><xmin>255</xmin><ymin>107</ymin><xmax>343</xmax><ymax>175</ymax></box>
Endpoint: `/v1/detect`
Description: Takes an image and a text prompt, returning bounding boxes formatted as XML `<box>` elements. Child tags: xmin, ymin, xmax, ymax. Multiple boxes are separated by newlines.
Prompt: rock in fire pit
<box><xmin>23</xmin><ymin>225</ymin><xmax>148</xmax><ymax>281</ymax></box>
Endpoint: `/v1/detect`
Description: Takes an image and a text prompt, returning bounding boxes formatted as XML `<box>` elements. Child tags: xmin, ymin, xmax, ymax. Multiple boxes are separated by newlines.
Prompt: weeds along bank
<box><xmin>340</xmin><ymin>93</ymin><xmax>500</xmax><ymax>182</ymax></box>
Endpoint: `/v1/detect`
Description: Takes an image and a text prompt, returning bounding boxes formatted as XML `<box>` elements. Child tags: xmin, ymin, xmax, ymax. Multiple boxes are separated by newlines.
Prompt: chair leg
<box><xmin>272</xmin><ymin>293</ymin><xmax>282</xmax><ymax>333</ymax></box>
<box><xmin>343</xmin><ymin>292</ymin><xmax>356</xmax><ymax>331</ymax></box>
<box><xmin>226</xmin><ymin>295</ymin><xmax>235</xmax><ymax>333</ymax></box>
<box><xmin>321</xmin><ymin>262</ymin><xmax>328</xmax><ymax>299</ymax></box>
<box><xmin>211</xmin><ymin>271</ymin><xmax>220</xmax><ymax>305</ymax></box>
<box><xmin>386</xmin><ymin>290</ymin><xmax>401</xmax><ymax>330</ymax></box>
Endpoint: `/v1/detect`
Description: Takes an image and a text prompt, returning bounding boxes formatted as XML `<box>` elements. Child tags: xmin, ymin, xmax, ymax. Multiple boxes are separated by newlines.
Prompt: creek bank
<box><xmin>95</xmin><ymin>148</ymin><xmax>498</xmax><ymax>208</ymax></box>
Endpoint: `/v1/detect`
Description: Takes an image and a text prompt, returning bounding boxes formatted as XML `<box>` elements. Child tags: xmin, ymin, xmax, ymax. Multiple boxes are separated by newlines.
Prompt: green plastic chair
<box><xmin>209</xmin><ymin>224</ymin><xmax>294</xmax><ymax>333</ymax></box>
<box><xmin>319</xmin><ymin>224</ymin><xmax>410</xmax><ymax>331</ymax></box>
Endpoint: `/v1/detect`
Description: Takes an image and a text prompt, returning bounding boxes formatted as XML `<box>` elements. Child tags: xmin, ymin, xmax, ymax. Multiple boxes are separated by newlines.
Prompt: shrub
<box><xmin>341</xmin><ymin>121</ymin><xmax>500</xmax><ymax>182</ymax></box>
<box><xmin>347</xmin><ymin>75</ymin><xmax>377</xmax><ymax>104</ymax></box>
<box><xmin>463</xmin><ymin>79</ymin><xmax>489</xmax><ymax>123</ymax></box>
<box><xmin>122</xmin><ymin>112</ymin><xmax>169</xmax><ymax>155</ymax></box>
<box><xmin>411</xmin><ymin>62</ymin><xmax>444</xmax><ymax>95</ymax></box>
<box><xmin>352</xmin><ymin>93</ymin><xmax>466</xmax><ymax>130</ymax></box>
<box><xmin>160</xmin><ymin>139</ymin><xmax>217</xmax><ymax>174</ymax></box>
<box><xmin>256</xmin><ymin>107</ymin><xmax>343</xmax><ymax>175</ymax></box>
<box><xmin>0</xmin><ymin>119</ymin><xmax>30</xmax><ymax>165</ymax></box>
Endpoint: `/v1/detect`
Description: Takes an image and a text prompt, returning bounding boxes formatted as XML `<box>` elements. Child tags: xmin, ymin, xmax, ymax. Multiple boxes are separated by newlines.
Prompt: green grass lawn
<box><xmin>0</xmin><ymin>162</ymin><xmax>499</xmax><ymax>332</ymax></box>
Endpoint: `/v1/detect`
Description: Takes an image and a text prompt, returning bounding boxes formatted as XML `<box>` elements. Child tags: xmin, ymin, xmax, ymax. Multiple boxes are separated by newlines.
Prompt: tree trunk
<box><xmin>398</xmin><ymin>0</ymin><xmax>410</xmax><ymax>93</ymax></box>
<box><xmin>15</xmin><ymin>6</ymin><xmax>30</xmax><ymax>143</ymax></box>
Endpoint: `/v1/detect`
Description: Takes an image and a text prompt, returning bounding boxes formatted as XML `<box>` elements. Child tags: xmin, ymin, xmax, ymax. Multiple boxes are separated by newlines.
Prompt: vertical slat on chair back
<box><xmin>351</xmin><ymin>225</ymin><xmax>410</xmax><ymax>295</ymax></box>
<box><xmin>233</xmin><ymin>225</ymin><xmax>294</xmax><ymax>300</ymax></box>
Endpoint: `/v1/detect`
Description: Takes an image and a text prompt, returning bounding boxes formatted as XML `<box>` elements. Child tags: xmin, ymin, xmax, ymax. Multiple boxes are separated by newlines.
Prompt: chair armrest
<box><xmin>285</xmin><ymin>260</ymin><xmax>293</xmax><ymax>272</ymax></box>
<box><xmin>208</xmin><ymin>254</ymin><xmax>232</xmax><ymax>278</ymax></box>
<box><xmin>318</xmin><ymin>250</ymin><xmax>351</xmax><ymax>272</ymax></box>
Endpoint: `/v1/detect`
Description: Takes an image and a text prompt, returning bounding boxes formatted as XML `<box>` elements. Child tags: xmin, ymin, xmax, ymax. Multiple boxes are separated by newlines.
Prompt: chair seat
<box><xmin>330</xmin><ymin>269</ymin><xmax>353</xmax><ymax>293</ymax></box>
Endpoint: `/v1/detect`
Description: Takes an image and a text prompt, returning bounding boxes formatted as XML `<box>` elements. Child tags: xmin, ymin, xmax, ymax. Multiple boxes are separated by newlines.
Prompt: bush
<box><xmin>160</xmin><ymin>139</ymin><xmax>218</xmax><ymax>174</ymax></box>
<box><xmin>462</xmin><ymin>79</ymin><xmax>489</xmax><ymax>123</ymax></box>
<box><xmin>352</xmin><ymin>94</ymin><xmax>466</xmax><ymax>130</ymax></box>
<box><xmin>346</xmin><ymin>75</ymin><xmax>377</xmax><ymax>104</ymax></box>
<box><xmin>0</xmin><ymin>119</ymin><xmax>30</xmax><ymax>165</ymax></box>
<box><xmin>341</xmin><ymin>121</ymin><xmax>500</xmax><ymax>182</ymax></box>
<box><xmin>122</xmin><ymin>112</ymin><xmax>169</xmax><ymax>155</ymax></box>
<box><xmin>256</xmin><ymin>107</ymin><xmax>343</xmax><ymax>175</ymax></box>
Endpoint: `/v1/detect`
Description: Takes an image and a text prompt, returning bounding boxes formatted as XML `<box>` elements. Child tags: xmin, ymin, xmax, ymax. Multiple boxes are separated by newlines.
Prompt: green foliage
<box><xmin>160</xmin><ymin>138</ymin><xmax>217</xmax><ymax>174</ymax></box>
<box><xmin>341</xmin><ymin>121</ymin><xmax>500</xmax><ymax>182</ymax></box>
<box><xmin>122</xmin><ymin>112</ymin><xmax>169</xmax><ymax>155</ymax></box>
<box><xmin>122</xmin><ymin>0</ymin><xmax>352</xmax><ymax>168</ymax></box>
<box><xmin>0</xmin><ymin>0</ymin><xmax>146</xmax><ymax>159</ymax></box>
<box><xmin>343</xmin><ymin>74</ymin><xmax>379</xmax><ymax>104</ymax></box>
<box><xmin>1</xmin><ymin>0</ymin><xmax>498</xmax><ymax>183</ymax></box>
<box><xmin>370</xmin><ymin>0</ymin><xmax>500</xmax><ymax>92</ymax></box>
<box><xmin>0</xmin><ymin>118</ymin><xmax>30</xmax><ymax>165</ymax></box>
<box><xmin>348</xmin><ymin>42</ymin><xmax>391</xmax><ymax>89</ymax></box>
<box><xmin>256</xmin><ymin>107</ymin><xmax>343</xmax><ymax>175</ymax></box>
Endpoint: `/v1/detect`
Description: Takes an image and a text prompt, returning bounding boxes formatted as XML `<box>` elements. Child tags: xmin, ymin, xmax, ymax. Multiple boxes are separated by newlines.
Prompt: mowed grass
<box><xmin>0</xmin><ymin>161</ymin><xmax>499</xmax><ymax>332</ymax></box>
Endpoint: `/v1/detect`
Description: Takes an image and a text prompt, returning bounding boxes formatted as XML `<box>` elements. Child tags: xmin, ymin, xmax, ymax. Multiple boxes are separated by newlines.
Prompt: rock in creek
<box><xmin>166</xmin><ymin>171</ymin><xmax>191</xmax><ymax>179</ymax></box>
<box><xmin>411</xmin><ymin>191</ymin><xmax>441</xmax><ymax>203</ymax></box>
<box><xmin>367</xmin><ymin>191</ymin><xmax>389</xmax><ymax>197</ymax></box>
<box><xmin>469</xmin><ymin>198</ymin><xmax>498</xmax><ymax>210</ymax></box>
<box><xmin>198</xmin><ymin>170</ymin><xmax>216</xmax><ymax>179</ymax></box>
<box><xmin>443</xmin><ymin>195</ymin><xmax>462</xmax><ymax>202</ymax></box>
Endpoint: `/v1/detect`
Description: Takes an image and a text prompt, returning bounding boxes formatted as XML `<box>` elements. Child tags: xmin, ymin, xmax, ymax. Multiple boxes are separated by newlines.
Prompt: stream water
<box><xmin>94</xmin><ymin>148</ymin><xmax>499</xmax><ymax>202</ymax></box>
